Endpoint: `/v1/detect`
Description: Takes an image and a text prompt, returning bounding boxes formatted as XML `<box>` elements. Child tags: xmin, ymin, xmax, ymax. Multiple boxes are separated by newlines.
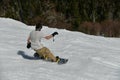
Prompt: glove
<box><xmin>51</xmin><ymin>32</ymin><xmax>58</xmax><ymax>37</ymax></box>
<box><xmin>27</xmin><ymin>42</ymin><xmax>31</xmax><ymax>49</ymax></box>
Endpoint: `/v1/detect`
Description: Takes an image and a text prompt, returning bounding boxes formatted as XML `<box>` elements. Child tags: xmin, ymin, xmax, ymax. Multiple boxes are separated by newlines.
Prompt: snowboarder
<box><xmin>27</xmin><ymin>23</ymin><xmax>59</xmax><ymax>62</ymax></box>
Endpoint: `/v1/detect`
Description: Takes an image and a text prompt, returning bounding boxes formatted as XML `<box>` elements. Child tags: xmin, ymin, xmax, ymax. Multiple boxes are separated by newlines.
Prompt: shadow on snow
<box><xmin>17</xmin><ymin>50</ymin><xmax>40</xmax><ymax>60</ymax></box>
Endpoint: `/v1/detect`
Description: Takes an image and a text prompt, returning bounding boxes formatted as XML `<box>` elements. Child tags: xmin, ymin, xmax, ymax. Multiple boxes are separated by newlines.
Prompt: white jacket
<box><xmin>29</xmin><ymin>30</ymin><xmax>45</xmax><ymax>50</ymax></box>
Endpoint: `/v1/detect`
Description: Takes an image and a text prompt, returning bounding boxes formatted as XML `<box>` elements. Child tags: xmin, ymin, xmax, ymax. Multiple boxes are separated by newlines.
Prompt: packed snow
<box><xmin>0</xmin><ymin>18</ymin><xmax>120</xmax><ymax>80</ymax></box>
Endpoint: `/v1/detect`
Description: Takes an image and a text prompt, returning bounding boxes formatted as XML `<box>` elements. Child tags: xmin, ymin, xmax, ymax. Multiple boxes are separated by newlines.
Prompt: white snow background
<box><xmin>0</xmin><ymin>18</ymin><xmax>120</xmax><ymax>80</ymax></box>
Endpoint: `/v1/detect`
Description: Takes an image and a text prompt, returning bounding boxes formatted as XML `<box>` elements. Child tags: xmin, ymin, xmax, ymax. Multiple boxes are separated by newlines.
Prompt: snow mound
<box><xmin>0</xmin><ymin>18</ymin><xmax>120</xmax><ymax>80</ymax></box>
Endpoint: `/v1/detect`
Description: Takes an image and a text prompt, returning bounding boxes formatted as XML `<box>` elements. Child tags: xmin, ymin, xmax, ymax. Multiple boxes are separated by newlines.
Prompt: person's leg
<box><xmin>35</xmin><ymin>49</ymin><xmax>45</xmax><ymax>58</ymax></box>
<box><xmin>43</xmin><ymin>47</ymin><xmax>57</xmax><ymax>62</ymax></box>
<box><xmin>36</xmin><ymin>47</ymin><xmax>57</xmax><ymax>62</ymax></box>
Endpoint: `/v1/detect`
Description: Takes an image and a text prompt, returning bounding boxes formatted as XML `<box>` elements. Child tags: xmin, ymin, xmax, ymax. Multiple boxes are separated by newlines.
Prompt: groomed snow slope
<box><xmin>0</xmin><ymin>18</ymin><xmax>120</xmax><ymax>80</ymax></box>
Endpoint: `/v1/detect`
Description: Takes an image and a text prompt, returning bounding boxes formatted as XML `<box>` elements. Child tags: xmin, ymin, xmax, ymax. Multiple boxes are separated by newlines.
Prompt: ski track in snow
<box><xmin>0</xmin><ymin>18</ymin><xmax>120</xmax><ymax>80</ymax></box>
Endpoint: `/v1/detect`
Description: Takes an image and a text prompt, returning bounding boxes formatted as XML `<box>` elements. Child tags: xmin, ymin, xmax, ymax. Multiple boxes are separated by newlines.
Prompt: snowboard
<box><xmin>34</xmin><ymin>53</ymin><xmax>68</xmax><ymax>64</ymax></box>
<box><xmin>57</xmin><ymin>58</ymin><xmax>68</xmax><ymax>65</ymax></box>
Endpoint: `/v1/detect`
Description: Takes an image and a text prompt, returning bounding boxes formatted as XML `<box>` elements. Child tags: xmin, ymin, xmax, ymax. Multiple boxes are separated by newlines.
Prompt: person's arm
<box><xmin>44</xmin><ymin>32</ymin><xmax>58</xmax><ymax>40</ymax></box>
<box><xmin>27</xmin><ymin>36</ymin><xmax>31</xmax><ymax>43</ymax></box>
<box><xmin>26</xmin><ymin>36</ymin><xmax>31</xmax><ymax>49</ymax></box>
<box><xmin>44</xmin><ymin>35</ymin><xmax>53</xmax><ymax>40</ymax></box>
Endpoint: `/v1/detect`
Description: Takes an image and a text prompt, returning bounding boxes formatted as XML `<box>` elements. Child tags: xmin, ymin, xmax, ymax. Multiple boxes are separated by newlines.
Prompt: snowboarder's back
<box><xmin>30</xmin><ymin>30</ymin><xmax>45</xmax><ymax>50</ymax></box>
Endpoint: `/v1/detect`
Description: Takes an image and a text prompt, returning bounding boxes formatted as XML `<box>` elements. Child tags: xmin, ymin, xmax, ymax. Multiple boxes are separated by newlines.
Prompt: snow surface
<box><xmin>0</xmin><ymin>18</ymin><xmax>120</xmax><ymax>80</ymax></box>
